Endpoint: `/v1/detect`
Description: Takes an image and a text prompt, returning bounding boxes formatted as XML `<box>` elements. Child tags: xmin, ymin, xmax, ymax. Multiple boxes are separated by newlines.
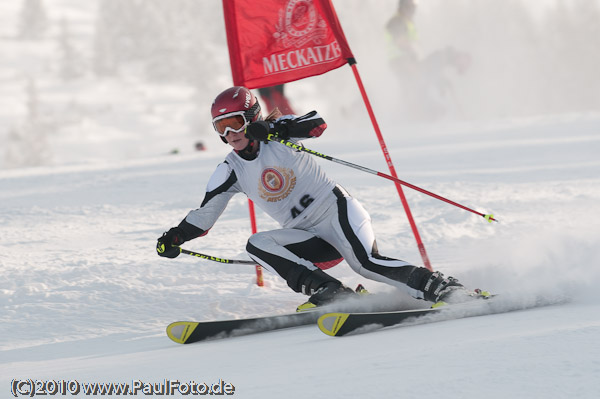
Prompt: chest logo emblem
<box><xmin>259</xmin><ymin>167</ymin><xmax>296</xmax><ymax>202</ymax></box>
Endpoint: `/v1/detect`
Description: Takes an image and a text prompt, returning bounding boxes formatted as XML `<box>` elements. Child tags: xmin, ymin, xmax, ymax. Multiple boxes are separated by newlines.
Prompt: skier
<box><xmin>156</xmin><ymin>86</ymin><xmax>482</xmax><ymax>310</ymax></box>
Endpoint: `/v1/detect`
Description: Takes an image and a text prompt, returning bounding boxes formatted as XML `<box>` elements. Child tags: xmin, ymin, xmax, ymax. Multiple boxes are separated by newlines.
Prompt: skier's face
<box><xmin>213</xmin><ymin>113</ymin><xmax>252</xmax><ymax>151</ymax></box>
<box><xmin>225</xmin><ymin>129</ymin><xmax>250</xmax><ymax>151</ymax></box>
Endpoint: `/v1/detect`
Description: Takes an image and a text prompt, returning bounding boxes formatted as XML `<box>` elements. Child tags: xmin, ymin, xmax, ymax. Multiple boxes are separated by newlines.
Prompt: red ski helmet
<box><xmin>211</xmin><ymin>86</ymin><xmax>262</xmax><ymax>143</ymax></box>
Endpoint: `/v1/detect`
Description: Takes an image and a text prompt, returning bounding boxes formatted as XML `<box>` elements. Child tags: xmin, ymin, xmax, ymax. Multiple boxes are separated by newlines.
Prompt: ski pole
<box><xmin>179</xmin><ymin>247</ymin><xmax>256</xmax><ymax>265</ymax></box>
<box><xmin>267</xmin><ymin>135</ymin><xmax>497</xmax><ymax>223</ymax></box>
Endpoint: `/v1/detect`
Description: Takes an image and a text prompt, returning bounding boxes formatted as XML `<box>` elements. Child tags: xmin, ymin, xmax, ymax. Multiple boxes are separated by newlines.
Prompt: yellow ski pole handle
<box><xmin>178</xmin><ymin>247</ymin><xmax>257</xmax><ymax>265</ymax></box>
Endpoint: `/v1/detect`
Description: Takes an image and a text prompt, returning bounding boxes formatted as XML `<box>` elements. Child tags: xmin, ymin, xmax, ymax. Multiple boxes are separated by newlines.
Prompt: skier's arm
<box><xmin>245</xmin><ymin>111</ymin><xmax>327</xmax><ymax>142</ymax></box>
<box><xmin>156</xmin><ymin>162</ymin><xmax>240</xmax><ymax>258</ymax></box>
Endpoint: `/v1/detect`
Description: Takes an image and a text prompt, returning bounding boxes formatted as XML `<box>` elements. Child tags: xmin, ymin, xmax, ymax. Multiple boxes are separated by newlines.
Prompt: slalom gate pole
<box><xmin>179</xmin><ymin>248</ymin><xmax>257</xmax><ymax>265</ymax></box>
<box><xmin>267</xmin><ymin>135</ymin><xmax>498</xmax><ymax>223</ymax></box>
<box><xmin>348</xmin><ymin>62</ymin><xmax>432</xmax><ymax>270</ymax></box>
<box><xmin>247</xmin><ymin>199</ymin><xmax>264</xmax><ymax>286</ymax></box>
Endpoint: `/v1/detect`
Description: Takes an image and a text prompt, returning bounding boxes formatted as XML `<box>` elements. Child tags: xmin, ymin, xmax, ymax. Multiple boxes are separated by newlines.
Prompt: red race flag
<box><xmin>223</xmin><ymin>0</ymin><xmax>354</xmax><ymax>89</ymax></box>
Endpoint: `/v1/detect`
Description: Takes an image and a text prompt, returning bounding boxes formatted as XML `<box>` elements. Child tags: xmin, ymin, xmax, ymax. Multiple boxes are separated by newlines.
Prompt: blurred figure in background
<box><xmin>258</xmin><ymin>84</ymin><xmax>295</xmax><ymax>115</ymax></box>
<box><xmin>386</xmin><ymin>0</ymin><xmax>470</xmax><ymax>121</ymax></box>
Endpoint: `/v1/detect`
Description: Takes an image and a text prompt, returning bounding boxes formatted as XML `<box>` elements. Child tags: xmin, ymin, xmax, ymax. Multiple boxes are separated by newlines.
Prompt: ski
<box><xmin>167</xmin><ymin>311</ymin><xmax>319</xmax><ymax>344</ymax></box>
<box><xmin>166</xmin><ymin>284</ymin><xmax>389</xmax><ymax>344</ymax></box>
<box><xmin>317</xmin><ymin>294</ymin><xmax>533</xmax><ymax>337</ymax></box>
<box><xmin>166</xmin><ymin>298</ymin><xmax>385</xmax><ymax>344</ymax></box>
<box><xmin>166</xmin><ymin>287</ymin><xmax>405</xmax><ymax>344</ymax></box>
<box><xmin>318</xmin><ymin>291</ymin><xmax>502</xmax><ymax>337</ymax></box>
<box><xmin>318</xmin><ymin>307</ymin><xmax>442</xmax><ymax>337</ymax></box>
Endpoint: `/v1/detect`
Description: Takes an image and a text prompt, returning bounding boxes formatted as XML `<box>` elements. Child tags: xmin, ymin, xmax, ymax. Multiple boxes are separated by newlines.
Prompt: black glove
<box><xmin>246</xmin><ymin>120</ymin><xmax>294</xmax><ymax>142</ymax></box>
<box><xmin>246</xmin><ymin>112</ymin><xmax>323</xmax><ymax>142</ymax></box>
<box><xmin>156</xmin><ymin>227</ymin><xmax>185</xmax><ymax>258</ymax></box>
<box><xmin>245</xmin><ymin>121</ymin><xmax>275</xmax><ymax>142</ymax></box>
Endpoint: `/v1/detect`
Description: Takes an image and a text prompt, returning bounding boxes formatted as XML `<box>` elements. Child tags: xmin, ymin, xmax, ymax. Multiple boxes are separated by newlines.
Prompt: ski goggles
<box><xmin>212</xmin><ymin>112</ymin><xmax>249</xmax><ymax>137</ymax></box>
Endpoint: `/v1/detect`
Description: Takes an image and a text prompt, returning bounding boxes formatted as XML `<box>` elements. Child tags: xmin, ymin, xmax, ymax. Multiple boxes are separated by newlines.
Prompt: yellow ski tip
<box><xmin>166</xmin><ymin>321</ymin><xmax>199</xmax><ymax>344</ymax></box>
<box><xmin>318</xmin><ymin>313</ymin><xmax>349</xmax><ymax>336</ymax></box>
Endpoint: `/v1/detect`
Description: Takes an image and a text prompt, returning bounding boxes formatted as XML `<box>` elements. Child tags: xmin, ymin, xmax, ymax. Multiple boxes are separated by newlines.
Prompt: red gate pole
<box><xmin>349</xmin><ymin>62</ymin><xmax>433</xmax><ymax>271</ymax></box>
<box><xmin>247</xmin><ymin>199</ymin><xmax>264</xmax><ymax>286</ymax></box>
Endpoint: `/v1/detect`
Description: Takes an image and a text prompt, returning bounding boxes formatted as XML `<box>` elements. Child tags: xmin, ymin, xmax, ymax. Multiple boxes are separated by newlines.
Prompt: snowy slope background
<box><xmin>1</xmin><ymin>1</ymin><xmax>600</xmax><ymax>398</ymax></box>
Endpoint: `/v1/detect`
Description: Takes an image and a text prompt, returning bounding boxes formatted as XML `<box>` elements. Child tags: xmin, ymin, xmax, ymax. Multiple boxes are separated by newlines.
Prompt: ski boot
<box><xmin>296</xmin><ymin>283</ymin><xmax>368</xmax><ymax>312</ymax></box>
<box><xmin>432</xmin><ymin>288</ymin><xmax>493</xmax><ymax>308</ymax></box>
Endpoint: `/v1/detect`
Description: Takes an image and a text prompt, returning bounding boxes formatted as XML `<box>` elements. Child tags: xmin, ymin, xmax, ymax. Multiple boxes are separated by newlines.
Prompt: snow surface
<box><xmin>2</xmin><ymin>1</ymin><xmax>600</xmax><ymax>398</ymax></box>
